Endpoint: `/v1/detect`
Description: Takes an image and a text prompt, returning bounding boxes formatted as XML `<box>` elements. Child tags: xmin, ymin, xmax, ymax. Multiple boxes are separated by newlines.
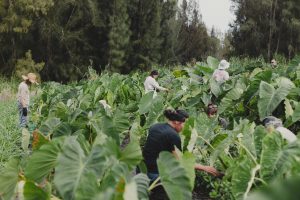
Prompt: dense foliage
<box><xmin>0</xmin><ymin>0</ymin><xmax>219</xmax><ymax>81</ymax></box>
<box><xmin>1</xmin><ymin>57</ymin><xmax>300</xmax><ymax>199</ymax></box>
<box><xmin>230</xmin><ymin>0</ymin><xmax>300</xmax><ymax>60</ymax></box>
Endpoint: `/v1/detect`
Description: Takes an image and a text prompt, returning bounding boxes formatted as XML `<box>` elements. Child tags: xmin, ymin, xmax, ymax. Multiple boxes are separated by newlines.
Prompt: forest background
<box><xmin>0</xmin><ymin>0</ymin><xmax>300</xmax><ymax>81</ymax></box>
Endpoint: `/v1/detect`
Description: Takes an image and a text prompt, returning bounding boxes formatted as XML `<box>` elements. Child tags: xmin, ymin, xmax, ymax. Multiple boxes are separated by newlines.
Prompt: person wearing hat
<box><xmin>143</xmin><ymin>109</ymin><xmax>221</xmax><ymax>184</ymax></box>
<box><xmin>144</xmin><ymin>70</ymin><xmax>168</xmax><ymax>94</ymax></box>
<box><xmin>271</xmin><ymin>59</ymin><xmax>277</xmax><ymax>68</ymax></box>
<box><xmin>263</xmin><ymin>116</ymin><xmax>297</xmax><ymax>143</ymax></box>
<box><xmin>212</xmin><ymin>59</ymin><xmax>230</xmax><ymax>83</ymax></box>
<box><xmin>17</xmin><ymin>73</ymin><xmax>38</xmax><ymax>127</ymax></box>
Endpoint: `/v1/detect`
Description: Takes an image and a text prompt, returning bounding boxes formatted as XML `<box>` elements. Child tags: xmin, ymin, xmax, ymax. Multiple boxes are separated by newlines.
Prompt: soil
<box><xmin>192</xmin><ymin>184</ymin><xmax>211</xmax><ymax>200</ymax></box>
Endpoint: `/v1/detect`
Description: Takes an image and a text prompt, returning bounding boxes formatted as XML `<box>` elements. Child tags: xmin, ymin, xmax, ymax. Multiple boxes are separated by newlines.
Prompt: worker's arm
<box><xmin>172</xmin><ymin>151</ymin><xmax>221</xmax><ymax>177</ymax></box>
<box><xmin>150</xmin><ymin>78</ymin><xmax>168</xmax><ymax>91</ymax></box>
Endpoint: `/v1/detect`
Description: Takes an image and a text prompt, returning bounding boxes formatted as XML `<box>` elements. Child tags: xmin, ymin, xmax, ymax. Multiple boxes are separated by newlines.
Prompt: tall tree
<box><xmin>159</xmin><ymin>0</ymin><xmax>177</xmax><ymax>64</ymax></box>
<box><xmin>0</xmin><ymin>0</ymin><xmax>54</xmax><ymax>75</ymax></box>
<box><xmin>175</xmin><ymin>0</ymin><xmax>216</xmax><ymax>63</ymax></box>
<box><xmin>108</xmin><ymin>0</ymin><xmax>131</xmax><ymax>73</ymax></box>
<box><xmin>127</xmin><ymin>0</ymin><xmax>162</xmax><ymax>70</ymax></box>
<box><xmin>230</xmin><ymin>0</ymin><xmax>300</xmax><ymax>60</ymax></box>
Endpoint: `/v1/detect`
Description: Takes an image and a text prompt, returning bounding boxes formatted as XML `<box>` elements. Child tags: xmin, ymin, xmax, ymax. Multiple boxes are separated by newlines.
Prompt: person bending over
<box><xmin>143</xmin><ymin>109</ymin><xmax>221</xmax><ymax>182</ymax></box>
<box><xmin>144</xmin><ymin>70</ymin><xmax>168</xmax><ymax>93</ymax></box>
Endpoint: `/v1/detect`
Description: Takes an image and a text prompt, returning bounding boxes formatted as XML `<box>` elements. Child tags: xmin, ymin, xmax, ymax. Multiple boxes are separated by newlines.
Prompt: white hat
<box><xmin>218</xmin><ymin>60</ymin><xmax>230</xmax><ymax>70</ymax></box>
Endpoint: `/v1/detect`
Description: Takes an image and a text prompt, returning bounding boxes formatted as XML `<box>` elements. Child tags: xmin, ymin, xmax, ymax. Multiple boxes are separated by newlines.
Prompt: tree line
<box><xmin>0</xmin><ymin>0</ymin><xmax>300</xmax><ymax>81</ymax></box>
<box><xmin>0</xmin><ymin>0</ymin><xmax>219</xmax><ymax>81</ymax></box>
<box><xmin>230</xmin><ymin>0</ymin><xmax>300</xmax><ymax>60</ymax></box>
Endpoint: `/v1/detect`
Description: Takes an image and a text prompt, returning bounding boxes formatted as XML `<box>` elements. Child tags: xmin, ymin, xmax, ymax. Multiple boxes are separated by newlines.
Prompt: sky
<box><xmin>194</xmin><ymin>0</ymin><xmax>235</xmax><ymax>33</ymax></box>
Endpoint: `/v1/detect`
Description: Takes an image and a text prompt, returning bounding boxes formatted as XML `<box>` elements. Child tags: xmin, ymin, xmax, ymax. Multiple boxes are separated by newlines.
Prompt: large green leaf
<box><xmin>260</xmin><ymin>134</ymin><xmax>300</xmax><ymax>182</ymax></box>
<box><xmin>209</xmin><ymin>120</ymin><xmax>249</xmax><ymax>165</ymax></box>
<box><xmin>157</xmin><ymin>152</ymin><xmax>192</xmax><ymax>200</ymax></box>
<box><xmin>292</xmin><ymin>102</ymin><xmax>300</xmax><ymax>122</ymax></box>
<box><xmin>144</xmin><ymin>97</ymin><xmax>165</xmax><ymax>128</ymax></box>
<box><xmin>218</xmin><ymin>87</ymin><xmax>244</xmax><ymax>114</ymax></box>
<box><xmin>101</xmin><ymin>110</ymin><xmax>130</xmax><ymax>144</ymax></box>
<box><xmin>181</xmin><ymin>118</ymin><xmax>195</xmax><ymax>151</ymax></box>
<box><xmin>244</xmin><ymin>70</ymin><xmax>272</xmax><ymax>104</ymax></box>
<box><xmin>253</xmin><ymin>126</ymin><xmax>268</xmax><ymax>159</ymax></box>
<box><xmin>0</xmin><ymin>159</ymin><xmax>19</xmax><ymax>200</ymax></box>
<box><xmin>38</xmin><ymin>118</ymin><xmax>61</xmax><ymax>136</ymax></box>
<box><xmin>194</xmin><ymin>113</ymin><xmax>219</xmax><ymax>148</ymax></box>
<box><xmin>98</xmin><ymin>162</ymin><xmax>129</xmax><ymax>192</ymax></box>
<box><xmin>240</xmin><ymin>122</ymin><xmax>257</xmax><ymax>158</ymax></box>
<box><xmin>25</xmin><ymin>138</ymin><xmax>64</xmax><ymax>183</ymax></box>
<box><xmin>231</xmin><ymin>158</ymin><xmax>258</xmax><ymax>200</ymax></box>
<box><xmin>120</xmin><ymin>140</ymin><xmax>143</xmax><ymax>171</ymax></box>
<box><xmin>138</xmin><ymin>92</ymin><xmax>155</xmax><ymax>114</ymax></box>
<box><xmin>133</xmin><ymin>174</ymin><xmax>150</xmax><ymax>200</ymax></box>
<box><xmin>210</xmin><ymin>79</ymin><xmax>222</xmax><ymax>97</ymax></box>
<box><xmin>207</xmin><ymin>56</ymin><xmax>219</xmax><ymax>69</ymax></box>
<box><xmin>123</xmin><ymin>181</ymin><xmax>138</xmax><ymax>200</ymax></box>
<box><xmin>246</xmin><ymin>176</ymin><xmax>300</xmax><ymax>200</ymax></box>
<box><xmin>23</xmin><ymin>181</ymin><xmax>50</xmax><ymax>200</ymax></box>
<box><xmin>178</xmin><ymin>152</ymin><xmax>195</xmax><ymax>189</ymax></box>
<box><xmin>92</xmin><ymin>189</ymin><xmax>114</xmax><ymax>200</ymax></box>
<box><xmin>284</xmin><ymin>99</ymin><xmax>294</xmax><ymax>118</ymax></box>
<box><xmin>195</xmin><ymin>65</ymin><xmax>214</xmax><ymax>76</ymax></box>
<box><xmin>54</xmin><ymin>137</ymin><xmax>108</xmax><ymax>200</ymax></box>
<box><xmin>258</xmin><ymin>81</ymin><xmax>294</xmax><ymax>120</ymax></box>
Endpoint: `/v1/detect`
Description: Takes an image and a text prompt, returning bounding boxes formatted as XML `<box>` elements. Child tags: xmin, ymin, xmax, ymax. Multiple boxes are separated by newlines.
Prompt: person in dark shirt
<box><xmin>143</xmin><ymin>109</ymin><xmax>221</xmax><ymax>182</ymax></box>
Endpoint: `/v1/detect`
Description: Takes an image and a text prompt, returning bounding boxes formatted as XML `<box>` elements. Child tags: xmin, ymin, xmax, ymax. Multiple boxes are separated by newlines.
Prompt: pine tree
<box><xmin>160</xmin><ymin>0</ymin><xmax>177</xmax><ymax>64</ymax></box>
<box><xmin>127</xmin><ymin>0</ymin><xmax>162</xmax><ymax>69</ymax></box>
<box><xmin>108</xmin><ymin>0</ymin><xmax>131</xmax><ymax>73</ymax></box>
<box><xmin>230</xmin><ymin>0</ymin><xmax>300</xmax><ymax>59</ymax></box>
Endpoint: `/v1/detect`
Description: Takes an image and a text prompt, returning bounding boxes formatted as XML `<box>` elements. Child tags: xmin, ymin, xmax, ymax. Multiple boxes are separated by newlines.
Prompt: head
<box><xmin>262</xmin><ymin>116</ymin><xmax>283</xmax><ymax>128</ymax></box>
<box><xmin>218</xmin><ymin>59</ymin><xmax>230</xmax><ymax>70</ymax></box>
<box><xmin>207</xmin><ymin>103</ymin><xmax>218</xmax><ymax>117</ymax></box>
<box><xmin>22</xmin><ymin>73</ymin><xmax>38</xmax><ymax>85</ymax></box>
<box><xmin>150</xmin><ymin>70</ymin><xmax>159</xmax><ymax>79</ymax></box>
<box><xmin>271</xmin><ymin>59</ymin><xmax>277</xmax><ymax>67</ymax></box>
<box><xmin>164</xmin><ymin>109</ymin><xmax>189</xmax><ymax>132</ymax></box>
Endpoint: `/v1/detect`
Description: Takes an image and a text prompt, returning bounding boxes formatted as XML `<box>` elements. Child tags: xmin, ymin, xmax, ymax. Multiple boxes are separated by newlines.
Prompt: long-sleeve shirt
<box><xmin>17</xmin><ymin>82</ymin><xmax>30</xmax><ymax>107</ymax></box>
<box><xmin>212</xmin><ymin>69</ymin><xmax>229</xmax><ymax>83</ymax></box>
<box><xmin>276</xmin><ymin>127</ymin><xmax>297</xmax><ymax>143</ymax></box>
<box><xmin>144</xmin><ymin>76</ymin><xmax>167</xmax><ymax>93</ymax></box>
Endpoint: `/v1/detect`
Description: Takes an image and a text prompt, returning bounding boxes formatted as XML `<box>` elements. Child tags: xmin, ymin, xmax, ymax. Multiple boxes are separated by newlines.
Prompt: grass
<box><xmin>0</xmin><ymin>77</ymin><xmax>22</xmax><ymax>169</ymax></box>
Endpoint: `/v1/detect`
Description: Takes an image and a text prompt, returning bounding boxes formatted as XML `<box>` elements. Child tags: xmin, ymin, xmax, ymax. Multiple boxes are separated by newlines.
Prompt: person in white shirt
<box><xmin>263</xmin><ymin>116</ymin><xmax>297</xmax><ymax>143</ymax></box>
<box><xmin>17</xmin><ymin>73</ymin><xmax>38</xmax><ymax>127</ymax></box>
<box><xmin>212</xmin><ymin>59</ymin><xmax>230</xmax><ymax>83</ymax></box>
<box><xmin>144</xmin><ymin>70</ymin><xmax>168</xmax><ymax>93</ymax></box>
<box><xmin>271</xmin><ymin>59</ymin><xmax>277</xmax><ymax>68</ymax></box>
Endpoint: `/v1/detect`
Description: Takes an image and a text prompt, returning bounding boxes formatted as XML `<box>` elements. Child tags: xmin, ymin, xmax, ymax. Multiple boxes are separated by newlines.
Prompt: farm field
<box><xmin>1</xmin><ymin>57</ymin><xmax>300</xmax><ymax>200</ymax></box>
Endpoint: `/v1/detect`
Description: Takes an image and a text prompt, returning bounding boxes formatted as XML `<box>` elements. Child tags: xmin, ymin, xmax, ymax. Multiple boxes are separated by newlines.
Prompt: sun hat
<box><xmin>218</xmin><ymin>60</ymin><xmax>230</xmax><ymax>70</ymax></box>
<box><xmin>22</xmin><ymin>73</ymin><xmax>38</xmax><ymax>84</ymax></box>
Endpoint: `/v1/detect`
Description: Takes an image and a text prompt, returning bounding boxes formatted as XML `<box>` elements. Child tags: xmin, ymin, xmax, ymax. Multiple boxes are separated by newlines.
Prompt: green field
<box><xmin>1</xmin><ymin>57</ymin><xmax>300</xmax><ymax>200</ymax></box>
<box><xmin>0</xmin><ymin>99</ymin><xmax>23</xmax><ymax>169</ymax></box>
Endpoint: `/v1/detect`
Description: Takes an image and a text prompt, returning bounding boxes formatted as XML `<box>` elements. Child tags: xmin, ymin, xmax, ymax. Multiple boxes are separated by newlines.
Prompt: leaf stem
<box><xmin>236</xmin><ymin>141</ymin><xmax>258</xmax><ymax>165</ymax></box>
<box><xmin>148</xmin><ymin>177</ymin><xmax>161</xmax><ymax>191</ymax></box>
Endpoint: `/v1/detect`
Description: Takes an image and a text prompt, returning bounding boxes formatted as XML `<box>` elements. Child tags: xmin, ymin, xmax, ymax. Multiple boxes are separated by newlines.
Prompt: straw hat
<box><xmin>218</xmin><ymin>59</ymin><xmax>230</xmax><ymax>70</ymax></box>
<box><xmin>22</xmin><ymin>73</ymin><xmax>38</xmax><ymax>84</ymax></box>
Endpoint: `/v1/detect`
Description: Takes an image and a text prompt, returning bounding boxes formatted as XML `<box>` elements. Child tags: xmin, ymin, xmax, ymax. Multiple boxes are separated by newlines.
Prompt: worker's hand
<box><xmin>22</xmin><ymin>107</ymin><xmax>28</xmax><ymax>116</ymax></box>
<box><xmin>195</xmin><ymin>164</ymin><xmax>222</xmax><ymax>177</ymax></box>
